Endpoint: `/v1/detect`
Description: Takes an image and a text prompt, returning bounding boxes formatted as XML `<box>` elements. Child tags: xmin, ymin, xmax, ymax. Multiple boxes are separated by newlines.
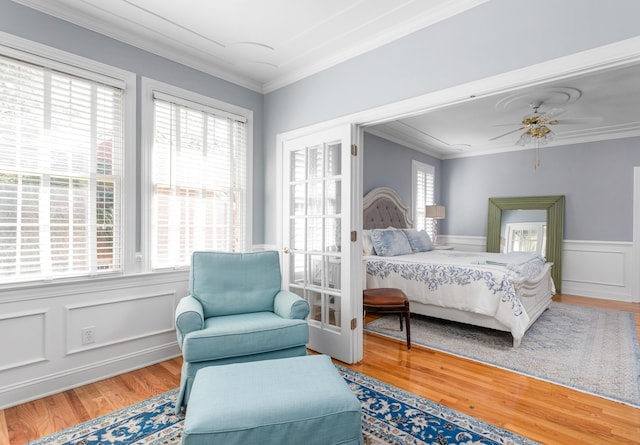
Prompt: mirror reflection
<box><xmin>486</xmin><ymin>195</ymin><xmax>564</xmax><ymax>293</ymax></box>
<box><xmin>500</xmin><ymin>209</ymin><xmax>547</xmax><ymax>255</ymax></box>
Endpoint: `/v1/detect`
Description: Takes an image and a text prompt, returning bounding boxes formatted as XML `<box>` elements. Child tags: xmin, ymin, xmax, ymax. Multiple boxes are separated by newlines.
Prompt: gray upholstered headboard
<box><xmin>362</xmin><ymin>187</ymin><xmax>413</xmax><ymax>229</ymax></box>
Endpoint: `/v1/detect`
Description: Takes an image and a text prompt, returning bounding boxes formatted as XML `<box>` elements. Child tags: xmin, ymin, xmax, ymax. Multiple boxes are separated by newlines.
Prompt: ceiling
<box><xmin>13</xmin><ymin>0</ymin><xmax>640</xmax><ymax>158</ymax></box>
<box><xmin>13</xmin><ymin>0</ymin><xmax>487</xmax><ymax>93</ymax></box>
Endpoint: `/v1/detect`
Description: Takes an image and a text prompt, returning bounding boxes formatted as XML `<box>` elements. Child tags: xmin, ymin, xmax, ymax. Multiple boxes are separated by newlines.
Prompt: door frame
<box><xmin>634</xmin><ymin>166</ymin><xmax>640</xmax><ymax>303</ymax></box>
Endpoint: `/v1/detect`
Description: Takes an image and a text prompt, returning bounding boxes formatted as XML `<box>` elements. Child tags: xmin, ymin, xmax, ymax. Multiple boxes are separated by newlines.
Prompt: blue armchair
<box><xmin>174</xmin><ymin>250</ymin><xmax>310</xmax><ymax>413</ymax></box>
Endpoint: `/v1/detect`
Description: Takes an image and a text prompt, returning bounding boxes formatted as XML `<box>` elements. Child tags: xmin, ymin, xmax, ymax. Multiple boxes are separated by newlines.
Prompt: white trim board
<box><xmin>0</xmin><ymin>344</ymin><xmax>181</xmax><ymax>410</ymax></box>
<box><xmin>634</xmin><ymin>166</ymin><xmax>640</xmax><ymax>303</ymax></box>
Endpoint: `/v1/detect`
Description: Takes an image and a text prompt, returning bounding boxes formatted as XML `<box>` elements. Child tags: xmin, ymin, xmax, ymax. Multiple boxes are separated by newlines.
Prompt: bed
<box><xmin>362</xmin><ymin>187</ymin><xmax>555</xmax><ymax>347</ymax></box>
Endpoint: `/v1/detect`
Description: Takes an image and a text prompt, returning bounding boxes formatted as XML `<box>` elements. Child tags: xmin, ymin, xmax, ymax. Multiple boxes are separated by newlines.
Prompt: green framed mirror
<box><xmin>486</xmin><ymin>195</ymin><xmax>564</xmax><ymax>293</ymax></box>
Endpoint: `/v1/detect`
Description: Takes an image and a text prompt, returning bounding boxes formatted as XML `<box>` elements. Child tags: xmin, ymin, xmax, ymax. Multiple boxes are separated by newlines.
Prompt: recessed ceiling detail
<box><xmin>495</xmin><ymin>87</ymin><xmax>582</xmax><ymax>113</ymax></box>
<box><xmin>228</xmin><ymin>42</ymin><xmax>275</xmax><ymax>51</ymax></box>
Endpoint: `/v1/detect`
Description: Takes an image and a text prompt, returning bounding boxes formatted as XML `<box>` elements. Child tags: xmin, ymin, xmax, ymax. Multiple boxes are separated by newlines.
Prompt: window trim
<box><xmin>411</xmin><ymin>160</ymin><xmax>435</xmax><ymax>233</ymax></box>
<box><xmin>140</xmin><ymin>77</ymin><xmax>253</xmax><ymax>271</ymax></box>
<box><xmin>0</xmin><ymin>31</ymin><xmax>137</xmax><ymax>285</ymax></box>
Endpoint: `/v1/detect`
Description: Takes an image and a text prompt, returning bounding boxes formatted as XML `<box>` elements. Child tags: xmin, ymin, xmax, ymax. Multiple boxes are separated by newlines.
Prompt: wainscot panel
<box><xmin>65</xmin><ymin>292</ymin><xmax>176</xmax><ymax>355</ymax></box>
<box><xmin>0</xmin><ymin>309</ymin><xmax>48</xmax><ymax>371</ymax></box>
<box><xmin>562</xmin><ymin>240</ymin><xmax>633</xmax><ymax>302</ymax></box>
<box><xmin>0</xmin><ymin>271</ymin><xmax>188</xmax><ymax>409</ymax></box>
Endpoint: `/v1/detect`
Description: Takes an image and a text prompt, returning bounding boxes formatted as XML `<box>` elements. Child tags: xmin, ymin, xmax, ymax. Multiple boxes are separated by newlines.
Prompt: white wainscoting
<box><xmin>0</xmin><ymin>271</ymin><xmax>188</xmax><ymax>409</ymax></box>
<box><xmin>438</xmin><ymin>235</ymin><xmax>486</xmax><ymax>252</ymax></box>
<box><xmin>439</xmin><ymin>236</ymin><xmax>635</xmax><ymax>302</ymax></box>
<box><xmin>0</xmin><ymin>309</ymin><xmax>48</xmax><ymax>372</ymax></box>
<box><xmin>562</xmin><ymin>240</ymin><xmax>634</xmax><ymax>302</ymax></box>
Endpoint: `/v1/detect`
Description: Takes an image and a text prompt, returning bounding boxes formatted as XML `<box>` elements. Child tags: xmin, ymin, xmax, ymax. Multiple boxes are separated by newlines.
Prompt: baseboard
<box><xmin>0</xmin><ymin>342</ymin><xmax>181</xmax><ymax>410</ymax></box>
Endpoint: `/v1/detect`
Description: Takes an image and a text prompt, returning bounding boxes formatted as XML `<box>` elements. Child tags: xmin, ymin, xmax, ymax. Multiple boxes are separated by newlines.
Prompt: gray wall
<box><xmin>364</xmin><ymin>135</ymin><xmax>640</xmax><ymax>242</ymax></box>
<box><xmin>441</xmin><ymin>137</ymin><xmax>640</xmax><ymax>241</ymax></box>
<box><xmin>0</xmin><ymin>0</ymin><xmax>265</xmax><ymax>245</ymax></box>
<box><xmin>264</xmin><ymin>0</ymin><xmax>640</xmax><ymax>244</ymax></box>
<box><xmin>363</xmin><ymin>133</ymin><xmax>442</xmax><ymax>206</ymax></box>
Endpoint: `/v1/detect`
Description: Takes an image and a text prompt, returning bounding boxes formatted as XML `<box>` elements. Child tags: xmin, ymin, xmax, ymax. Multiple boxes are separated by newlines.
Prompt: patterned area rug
<box><xmin>365</xmin><ymin>302</ymin><xmax>640</xmax><ymax>407</ymax></box>
<box><xmin>28</xmin><ymin>366</ymin><xmax>537</xmax><ymax>445</ymax></box>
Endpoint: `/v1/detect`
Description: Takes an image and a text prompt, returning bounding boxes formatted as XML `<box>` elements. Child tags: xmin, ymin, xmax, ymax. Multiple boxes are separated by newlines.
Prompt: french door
<box><xmin>281</xmin><ymin>125</ymin><xmax>360</xmax><ymax>363</ymax></box>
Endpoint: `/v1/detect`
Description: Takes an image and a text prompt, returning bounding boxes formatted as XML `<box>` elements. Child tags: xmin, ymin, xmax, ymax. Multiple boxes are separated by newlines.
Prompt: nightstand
<box><xmin>433</xmin><ymin>245</ymin><xmax>454</xmax><ymax>250</ymax></box>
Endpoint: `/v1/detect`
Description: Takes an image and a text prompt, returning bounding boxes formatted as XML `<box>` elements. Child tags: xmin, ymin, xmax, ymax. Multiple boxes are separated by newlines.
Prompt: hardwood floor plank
<box><xmin>0</xmin><ymin>410</ymin><xmax>9</xmax><ymax>445</ymax></box>
<box><xmin>1</xmin><ymin>297</ymin><xmax>639</xmax><ymax>445</ymax></box>
<box><xmin>62</xmin><ymin>389</ymin><xmax>91</xmax><ymax>424</ymax></box>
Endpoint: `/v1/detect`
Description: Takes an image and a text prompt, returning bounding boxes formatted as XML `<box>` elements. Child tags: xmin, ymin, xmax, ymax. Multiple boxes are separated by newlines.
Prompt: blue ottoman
<box><xmin>182</xmin><ymin>354</ymin><xmax>362</xmax><ymax>445</ymax></box>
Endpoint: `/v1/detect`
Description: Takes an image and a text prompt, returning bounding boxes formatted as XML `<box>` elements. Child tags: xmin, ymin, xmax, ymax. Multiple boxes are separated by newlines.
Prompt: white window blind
<box><xmin>0</xmin><ymin>54</ymin><xmax>124</xmax><ymax>282</ymax></box>
<box><xmin>412</xmin><ymin>161</ymin><xmax>435</xmax><ymax>234</ymax></box>
<box><xmin>151</xmin><ymin>94</ymin><xmax>247</xmax><ymax>269</ymax></box>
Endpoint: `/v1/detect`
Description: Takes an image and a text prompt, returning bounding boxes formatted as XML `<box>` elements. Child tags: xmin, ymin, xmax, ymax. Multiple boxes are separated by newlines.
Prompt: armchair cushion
<box><xmin>181</xmin><ymin>312</ymin><xmax>308</xmax><ymax>363</ymax></box>
<box><xmin>190</xmin><ymin>251</ymin><xmax>282</xmax><ymax>318</ymax></box>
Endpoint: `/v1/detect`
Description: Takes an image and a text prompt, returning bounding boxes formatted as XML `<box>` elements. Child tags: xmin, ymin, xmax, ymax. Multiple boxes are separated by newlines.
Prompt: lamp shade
<box><xmin>425</xmin><ymin>205</ymin><xmax>445</xmax><ymax>219</ymax></box>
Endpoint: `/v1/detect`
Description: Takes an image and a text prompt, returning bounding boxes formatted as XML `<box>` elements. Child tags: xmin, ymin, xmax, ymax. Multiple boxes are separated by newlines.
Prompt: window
<box><xmin>143</xmin><ymin>81</ymin><xmax>251</xmax><ymax>269</ymax></box>
<box><xmin>0</xmin><ymin>51</ymin><xmax>126</xmax><ymax>283</ymax></box>
<box><xmin>412</xmin><ymin>160</ymin><xmax>435</xmax><ymax>235</ymax></box>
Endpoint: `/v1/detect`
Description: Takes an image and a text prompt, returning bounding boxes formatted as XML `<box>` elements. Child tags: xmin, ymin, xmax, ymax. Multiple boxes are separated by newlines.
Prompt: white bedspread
<box><xmin>365</xmin><ymin>251</ymin><xmax>546</xmax><ymax>342</ymax></box>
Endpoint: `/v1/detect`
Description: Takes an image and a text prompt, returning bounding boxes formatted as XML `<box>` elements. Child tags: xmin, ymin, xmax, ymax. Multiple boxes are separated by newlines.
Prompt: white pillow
<box><xmin>362</xmin><ymin>230</ymin><xmax>376</xmax><ymax>255</ymax></box>
<box><xmin>370</xmin><ymin>228</ymin><xmax>412</xmax><ymax>257</ymax></box>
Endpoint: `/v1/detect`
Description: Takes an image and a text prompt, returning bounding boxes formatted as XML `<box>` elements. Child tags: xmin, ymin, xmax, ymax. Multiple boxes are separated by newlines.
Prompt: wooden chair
<box><xmin>363</xmin><ymin>288</ymin><xmax>411</xmax><ymax>349</ymax></box>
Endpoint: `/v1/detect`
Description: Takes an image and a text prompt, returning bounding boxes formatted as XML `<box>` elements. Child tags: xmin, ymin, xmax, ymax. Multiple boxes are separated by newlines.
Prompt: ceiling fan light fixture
<box><xmin>516</xmin><ymin>123</ymin><xmax>554</xmax><ymax>171</ymax></box>
<box><xmin>516</xmin><ymin>125</ymin><xmax>554</xmax><ymax>147</ymax></box>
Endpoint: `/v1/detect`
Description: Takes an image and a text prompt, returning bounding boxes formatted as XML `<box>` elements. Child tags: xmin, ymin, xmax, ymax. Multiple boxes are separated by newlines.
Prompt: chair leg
<box><xmin>405</xmin><ymin>309</ymin><xmax>411</xmax><ymax>350</ymax></box>
<box><xmin>398</xmin><ymin>313</ymin><xmax>403</xmax><ymax>331</ymax></box>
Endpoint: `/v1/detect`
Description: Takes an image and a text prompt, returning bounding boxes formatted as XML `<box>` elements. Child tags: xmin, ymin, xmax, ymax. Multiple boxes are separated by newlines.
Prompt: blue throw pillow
<box><xmin>402</xmin><ymin>229</ymin><xmax>434</xmax><ymax>252</ymax></box>
<box><xmin>370</xmin><ymin>228</ymin><xmax>412</xmax><ymax>256</ymax></box>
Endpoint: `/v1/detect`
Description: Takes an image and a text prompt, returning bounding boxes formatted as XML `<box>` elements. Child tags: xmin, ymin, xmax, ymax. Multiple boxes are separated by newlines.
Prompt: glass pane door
<box><xmin>282</xmin><ymin>125</ymin><xmax>355</xmax><ymax>362</ymax></box>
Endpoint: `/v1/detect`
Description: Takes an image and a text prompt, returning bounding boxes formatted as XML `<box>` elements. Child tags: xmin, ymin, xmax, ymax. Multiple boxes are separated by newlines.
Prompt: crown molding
<box><xmin>13</xmin><ymin>0</ymin><xmax>488</xmax><ymax>94</ymax></box>
<box><xmin>12</xmin><ymin>0</ymin><xmax>264</xmax><ymax>92</ymax></box>
<box><xmin>261</xmin><ymin>0</ymin><xmax>489</xmax><ymax>93</ymax></box>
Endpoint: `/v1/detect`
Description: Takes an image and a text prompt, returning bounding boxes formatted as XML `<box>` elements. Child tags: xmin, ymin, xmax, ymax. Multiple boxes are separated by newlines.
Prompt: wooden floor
<box><xmin>1</xmin><ymin>294</ymin><xmax>639</xmax><ymax>445</ymax></box>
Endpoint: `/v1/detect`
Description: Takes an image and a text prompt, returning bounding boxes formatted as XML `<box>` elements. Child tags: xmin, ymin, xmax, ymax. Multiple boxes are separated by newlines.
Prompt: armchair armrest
<box><xmin>175</xmin><ymin>295</ymin><xmax>204</xmax><ymax>347</ymax></box>
<box><xmin>274</xmin><ymin>290</ymin><xmax>310</xmax><ymax>320</ymax></box>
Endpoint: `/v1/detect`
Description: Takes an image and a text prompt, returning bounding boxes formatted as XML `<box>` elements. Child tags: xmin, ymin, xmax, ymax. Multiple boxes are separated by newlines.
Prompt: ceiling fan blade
<box><xmin>551</xmin><ymin>117</ymin><xmax>603</xmax><ymax>125</ymax></box>
<box><xmin>542</xmin><ymin>107</ymin><xmax>566</xmax><ymax>118</ymax></box>
<box><xmin>489</xmin><ymin>126</ymin><xmax>524</xmax><ymax>141</ymax></box>
<box><xmin>492</xmin><ymin>122</ymin><xmax>523</xmax><ymax>127</ymax></box>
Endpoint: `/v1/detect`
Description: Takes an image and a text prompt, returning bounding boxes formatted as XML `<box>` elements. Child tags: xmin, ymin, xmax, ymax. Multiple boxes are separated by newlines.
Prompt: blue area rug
<box><xmin>365</xmin><ymin>302</ymin><xmax>640</xmax><ymax>407</ymax></box>
<box><xmin>28</xmin><ymin>366</ymin><xmax>537</xmax><ymax>445</ymax></box>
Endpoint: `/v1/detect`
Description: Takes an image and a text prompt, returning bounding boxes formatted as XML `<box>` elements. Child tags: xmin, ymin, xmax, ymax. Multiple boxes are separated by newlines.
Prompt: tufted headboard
<box><xmin>362</xmin><ymin>187</ymin><xmax>413</xmax><ymax>229</ymax></box>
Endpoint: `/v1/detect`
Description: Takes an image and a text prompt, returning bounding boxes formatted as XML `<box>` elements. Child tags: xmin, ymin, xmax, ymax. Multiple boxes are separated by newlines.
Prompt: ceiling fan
<box><xmin>489</xmin><ymin>101</ymin><xmax>601</xmax><ymax>170</ymax></box>
<box><xmin>490</xmin><ymin>101</ymin><xmax>603</xmax><ymax>144</ymax></box>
